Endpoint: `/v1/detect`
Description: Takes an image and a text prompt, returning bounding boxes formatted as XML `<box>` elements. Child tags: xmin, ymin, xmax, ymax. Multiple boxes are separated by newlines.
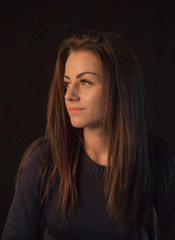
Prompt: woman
<box><xmin>2</xmin><ymin>30</ymin><xmax>175</xmax><ymax>240</ymax></box>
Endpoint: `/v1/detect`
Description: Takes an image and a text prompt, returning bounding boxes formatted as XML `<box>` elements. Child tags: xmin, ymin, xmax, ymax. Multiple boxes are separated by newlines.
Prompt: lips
<box><xmin>69</xmin><ymin>107</ymin><xmax>85</xmax><ymax>113</ymax></box>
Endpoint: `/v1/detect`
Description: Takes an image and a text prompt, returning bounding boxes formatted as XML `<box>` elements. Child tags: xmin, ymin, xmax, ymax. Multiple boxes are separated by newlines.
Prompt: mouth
<box><xmin>69</xmin><ymin>108</ymin><xmax>85</xmax><ymax>114</ymax></box>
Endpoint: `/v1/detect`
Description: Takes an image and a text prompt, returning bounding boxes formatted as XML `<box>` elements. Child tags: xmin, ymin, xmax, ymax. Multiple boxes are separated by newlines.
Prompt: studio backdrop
<box><xmin>0</xmin><ymin>0</ymin><xmax>174</xmax><ymax>235</ymax></box>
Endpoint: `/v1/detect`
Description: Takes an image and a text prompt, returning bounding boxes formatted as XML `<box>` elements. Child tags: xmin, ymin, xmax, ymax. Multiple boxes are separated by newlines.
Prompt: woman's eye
<box><xmin>80</xmin><ymin>80</ymin><xmax>92</xmax><ymax>86</ymax></box>
<box><xmin>63</xmin><ymin>81</ymin><xmax>71</xmax><ymax>88</ymax></box>
<box><xmin>63</xmin><ymin>80</ymin><xmax>92</xmax><ymax>88</ymax></box>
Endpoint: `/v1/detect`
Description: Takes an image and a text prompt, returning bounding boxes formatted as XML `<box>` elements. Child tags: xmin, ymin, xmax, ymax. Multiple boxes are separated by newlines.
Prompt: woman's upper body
<box><xmin>2</xmin><ymin>30</ymin><xmax>175</xmax><ymax>239</ymax></box>
<box><xmin>2</xmin><ymin>134</ymin><xmax>175</xmax><ymax>240</ymax></box>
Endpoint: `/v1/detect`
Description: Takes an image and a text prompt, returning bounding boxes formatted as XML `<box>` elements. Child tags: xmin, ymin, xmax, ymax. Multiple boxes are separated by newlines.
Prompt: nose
<box><xmin>64</xmin><ymin>85</ymin><xmax>80</xmax><ymax>102</ymax></box>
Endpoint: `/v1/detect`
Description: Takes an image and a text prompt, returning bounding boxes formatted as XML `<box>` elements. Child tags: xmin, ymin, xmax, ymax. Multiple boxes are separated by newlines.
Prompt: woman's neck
<box><xmin>83</xmin><ymin>127</ymin><xmax>109</xmax><ymax>166</ymax></box>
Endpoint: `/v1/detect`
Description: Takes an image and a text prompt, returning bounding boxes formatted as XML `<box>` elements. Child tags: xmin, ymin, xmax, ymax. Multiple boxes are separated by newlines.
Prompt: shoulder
<box><xmin>16</xmin><ymin>137</ymin><xmax>51</xmax><ymax>188</ymax></box>
<box><xmin>148</xmin><ymin>136</ymin><xmax>175</xmax><ymax>238</ymax></box>
<box><xmin>21</xmin><ymin>137</ymin><xmax>50</xmax><ymax>169</ymax></box>
<box><xmin>1</xmin><ymin>139</ymin><xmax>48</xmax><ymax>239</ymax></box>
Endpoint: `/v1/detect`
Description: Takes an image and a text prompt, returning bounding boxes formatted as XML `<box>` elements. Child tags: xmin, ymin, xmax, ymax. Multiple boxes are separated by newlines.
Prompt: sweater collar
<box><xmin>79</xmin><ymin>148</ymin><xmax>106</xmax><ymax>177</ymax></box>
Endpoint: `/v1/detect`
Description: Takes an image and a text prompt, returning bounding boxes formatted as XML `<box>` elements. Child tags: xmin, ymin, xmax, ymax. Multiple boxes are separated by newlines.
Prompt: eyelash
<box><xmin>63</xmin><ymin>81</ymin><xmax>70</xmax><ymax>88</ymax></box>
<box><xmin>63</xmin><ymin>80</ymin><xmax>92</xmax><ymax>88</ymax></box>
<box><xmin>80</xmin><ymin>79</ymin><xmax>92</xmax><ymax>85</ymax></box>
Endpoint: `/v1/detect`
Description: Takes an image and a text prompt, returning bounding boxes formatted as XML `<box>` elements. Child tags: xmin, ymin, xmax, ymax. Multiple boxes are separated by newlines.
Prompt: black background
<box><xmin>0</xmin><ymin>0</ymin><xmax>175</xmax><ymax>235</ymax></box>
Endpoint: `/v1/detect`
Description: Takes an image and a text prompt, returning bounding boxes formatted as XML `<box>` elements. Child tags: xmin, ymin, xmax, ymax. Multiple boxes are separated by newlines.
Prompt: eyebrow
<box><xmin>64</xmin><ymin>71</ymin><xmax>98</xmax><ymax>79</ymax></box>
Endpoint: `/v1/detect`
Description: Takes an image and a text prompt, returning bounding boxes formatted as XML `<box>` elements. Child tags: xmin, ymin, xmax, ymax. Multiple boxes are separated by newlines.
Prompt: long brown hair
<box><xmin>42</xmin><ymin>30</ymin><xmax>151</xmax><ymax>231</ymax></box>
<box><xmin>17</xmin><ymin>30</ymin><xmax>173</xmax><ymax>235</ymax></box>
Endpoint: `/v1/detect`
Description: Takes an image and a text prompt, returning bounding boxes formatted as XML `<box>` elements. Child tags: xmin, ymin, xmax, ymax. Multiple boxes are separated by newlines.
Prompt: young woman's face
<box><xmin>64</xmin><ymin>50</ymin><xmax>103</xmax><ymax>129</ymax></box>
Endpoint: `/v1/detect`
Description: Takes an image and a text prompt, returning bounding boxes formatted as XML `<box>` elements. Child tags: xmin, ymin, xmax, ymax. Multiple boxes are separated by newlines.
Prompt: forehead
<box><xmin>65</xmin><ymin>50</ymin><xmax>102</xmax><ymax>75</ymax></box>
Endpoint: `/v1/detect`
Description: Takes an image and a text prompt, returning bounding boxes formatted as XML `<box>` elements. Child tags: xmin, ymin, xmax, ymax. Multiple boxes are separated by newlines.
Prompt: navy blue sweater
<box><xmin>2</xmin><ymin>137</ymin><xmax>175</xmax><ymax>240</ymax></box>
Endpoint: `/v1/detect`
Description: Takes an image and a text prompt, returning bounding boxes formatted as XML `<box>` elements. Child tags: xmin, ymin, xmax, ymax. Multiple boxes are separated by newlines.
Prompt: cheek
<box><xmin>86</xmin><ymin>92</ymin><xmax>103</xmax><ymax>111</ymax></box>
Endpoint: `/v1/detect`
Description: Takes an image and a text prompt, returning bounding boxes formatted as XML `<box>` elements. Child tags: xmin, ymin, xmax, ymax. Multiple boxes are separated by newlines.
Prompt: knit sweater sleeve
<box><xmin>2</xmin><ymin>139</ymin><xmax>46</xmax><ymax>240</ymax></box>
<box><xmin>152</xmin><ymin>136</ymin><xmax>175</xmax><ymax>240</ymax></box>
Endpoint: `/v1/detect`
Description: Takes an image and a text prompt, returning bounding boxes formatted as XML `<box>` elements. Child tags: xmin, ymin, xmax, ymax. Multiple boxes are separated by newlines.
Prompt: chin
<box><xmin>70</xmin><ymin>120</ymin><xmax>87</xmax><ymax>128</ymax></box>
